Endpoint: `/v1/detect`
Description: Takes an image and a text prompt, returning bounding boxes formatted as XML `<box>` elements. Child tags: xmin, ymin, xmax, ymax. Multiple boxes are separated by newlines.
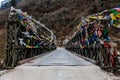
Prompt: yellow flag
<box><xmin>116</xmin><ymin>23</ymin><xmax>120</xmax><ymax>28</ymax></box>
<box><xmin>110</xmin><ymin>13</ymin><xmax>117</xmax><ymax>20</ymax></box>
<box><xmin>88</xmin><ymin>16</ymin><xmax>97</xmax><ymax>19</ymax></box>
<box><xmin>116</xmin><ymin>14</ymin><xmax>120</xmax><ymax>19</ymax></box>
<box><xmin>26</xmin><ymin>45</ymin><xmax>30</xmax><ymax>48</ymax></box>
<box><xmin>98</xmin><ymin>16</ymin><xmax>104</xmax><ymax>19</ymax></box>
<box><xmin>77</xmin><ymin>23</ymin><xmax>81</xmax><ymax>29</ymax></box>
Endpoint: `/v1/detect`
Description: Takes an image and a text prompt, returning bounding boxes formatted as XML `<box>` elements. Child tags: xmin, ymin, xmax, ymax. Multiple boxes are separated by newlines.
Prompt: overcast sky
<box><xmin>0</xmin><ymin>0</ymin><xmax>4</xmax><ymax>3</ymax></box>
<box><xmin>0</xmin><ymin>0</ymin><xmax>4</xmax><ymax>5</ymax></box>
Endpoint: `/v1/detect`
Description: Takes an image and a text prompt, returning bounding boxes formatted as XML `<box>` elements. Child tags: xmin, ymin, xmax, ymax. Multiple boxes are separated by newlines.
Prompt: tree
<box><xmin>11</xmin><ymin>0</ymin><xmax>16</xmax><ymax>7</ymax></box>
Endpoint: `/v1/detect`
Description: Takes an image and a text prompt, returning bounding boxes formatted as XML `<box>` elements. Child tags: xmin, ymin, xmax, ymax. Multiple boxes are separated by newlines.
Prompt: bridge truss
<box><xmin>3</xmin><ymin>7</ymin><xmax>56</xmax><ymax>69</ymax></box>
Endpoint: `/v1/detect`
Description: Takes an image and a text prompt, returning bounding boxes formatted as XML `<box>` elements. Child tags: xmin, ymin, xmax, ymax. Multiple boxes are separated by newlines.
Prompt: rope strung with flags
<box><xmin>8</xmin><ymin>7</ymin><xmax>56</xmax><ymax>49</ymax></box>
<box><xmin>80</xmin><ymin>7</ymin><xmax>120</xmax><ymax>28</ymax></box>
<box><xmin>73</xmin><ymin>7</ymin><xmax>120</xmax><ymax>49</ymax></box>
<box><xmin>66</xmin><ymin>7</ymin><xmax>120</xmax><ymax>69</ymax></box>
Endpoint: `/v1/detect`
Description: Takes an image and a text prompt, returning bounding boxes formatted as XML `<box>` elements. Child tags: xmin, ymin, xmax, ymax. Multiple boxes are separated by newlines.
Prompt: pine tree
<box><xmin>11</xmin><ymin>0</ymin><xmax>16</xmax><ymax>7</ymax></box>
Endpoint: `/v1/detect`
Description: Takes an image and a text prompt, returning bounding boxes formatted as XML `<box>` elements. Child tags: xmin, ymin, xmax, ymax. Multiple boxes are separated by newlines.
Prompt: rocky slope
<box><xmin>17</xmin><ymin>0</ymin><xmax>120</xmax><ymax>40</ymax></box>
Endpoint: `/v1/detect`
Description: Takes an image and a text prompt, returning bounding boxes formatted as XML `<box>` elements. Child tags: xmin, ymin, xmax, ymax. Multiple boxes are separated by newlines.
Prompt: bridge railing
<box><xmin>65</xmin><ymin>7</ymin><xmax>120</xmax><ymax>70</ymax></box>
<box><xmin>2</xmin><ymin>7</ymin><xmax>56</xmax><ymax>69</ymax></box>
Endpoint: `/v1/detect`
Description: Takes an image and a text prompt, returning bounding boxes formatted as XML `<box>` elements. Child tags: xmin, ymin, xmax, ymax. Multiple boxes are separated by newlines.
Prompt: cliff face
<box><xmin>0</xmin><ymin>0</ymin><xmax>120</xmax><ymax>60</ymax></box>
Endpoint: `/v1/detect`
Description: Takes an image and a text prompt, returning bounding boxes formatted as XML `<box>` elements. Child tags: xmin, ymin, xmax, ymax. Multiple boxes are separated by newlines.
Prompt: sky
<box><xmin>0</xmin><ymin>0</ymin><xmax>4</xmax><ymax>5</ymax></box>
<box><xmin>0</xmin><ymin>0</ymin><xmax>4</xmax><ymax>3</ymax></box>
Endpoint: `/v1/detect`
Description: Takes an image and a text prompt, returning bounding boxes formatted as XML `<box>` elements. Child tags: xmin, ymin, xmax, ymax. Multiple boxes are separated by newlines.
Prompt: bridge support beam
<box><xmin>3</xmin><ymin>21</ymin><xmax>20</xmax><ymax>69</ymax></box>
